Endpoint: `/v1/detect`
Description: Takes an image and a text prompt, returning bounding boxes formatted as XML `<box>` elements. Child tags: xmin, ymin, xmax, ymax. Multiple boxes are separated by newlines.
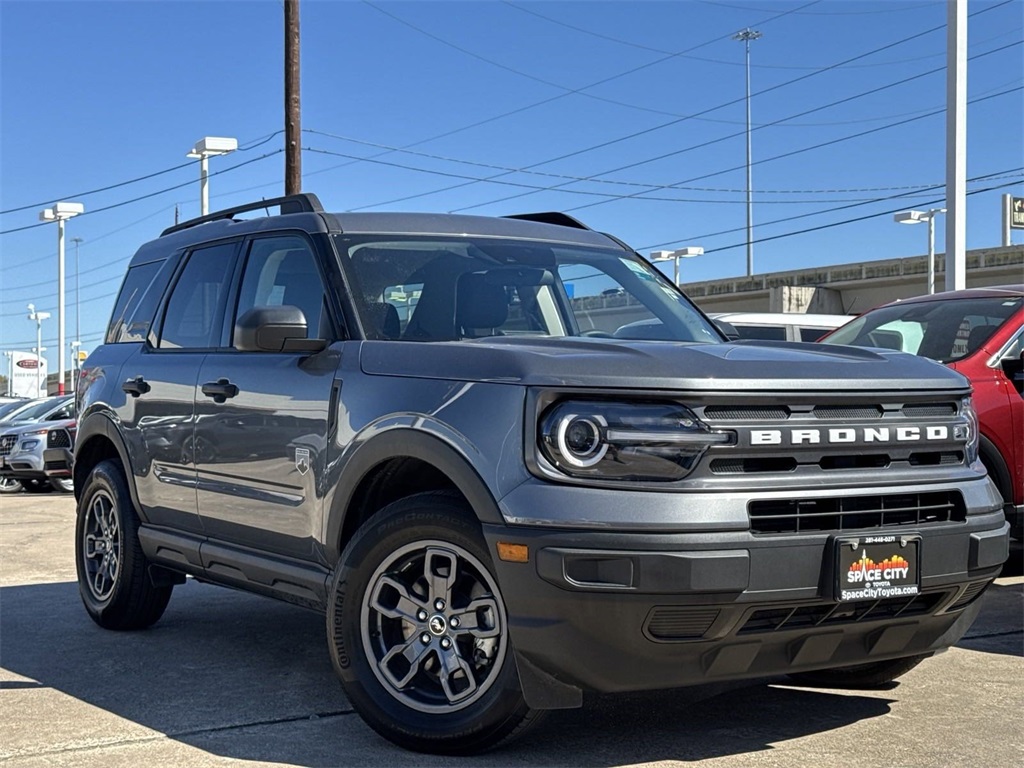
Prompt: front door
<box><xmin>193</xmin><ymin>234</ymin><xmax>341</xmax><ymax>559</ymax></box>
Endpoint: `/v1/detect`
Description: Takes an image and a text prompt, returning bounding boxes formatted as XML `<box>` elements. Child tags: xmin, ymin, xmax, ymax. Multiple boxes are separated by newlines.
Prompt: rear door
<box><xmin>120</xmin><ymin>241</ymin><xmax>239</xmax><ymax>534</ymax></box>
<box><xmin>193</xmin><ymin>233</ymin><xmax>342</xmax><ymax>559</ymax></box>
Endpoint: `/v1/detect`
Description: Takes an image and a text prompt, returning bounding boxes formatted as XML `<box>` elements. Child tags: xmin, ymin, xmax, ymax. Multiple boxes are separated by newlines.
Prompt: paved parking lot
<box><xmin>1</xmin><ymin>492</ymin><xmax>1021</xmax><ymax>767</ymax></box>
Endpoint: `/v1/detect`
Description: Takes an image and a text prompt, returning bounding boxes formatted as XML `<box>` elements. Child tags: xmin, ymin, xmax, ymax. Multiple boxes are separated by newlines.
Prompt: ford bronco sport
<box><xmin>73</xmin><ymin>194</ymin><xmax>1009</xmax><ymax>754</ymax></box>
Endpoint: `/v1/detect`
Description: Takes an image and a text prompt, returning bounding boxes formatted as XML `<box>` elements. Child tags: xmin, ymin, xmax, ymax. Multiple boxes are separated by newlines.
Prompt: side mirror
<box><xmin>234</xmin><ymin>306</ymin><xmax>327</xmax><ymax>353</ymax></box>
<box><xmin>713</xmin><ymin>319</ymin><xmax>740</xmax><ymax>341</ymax></box>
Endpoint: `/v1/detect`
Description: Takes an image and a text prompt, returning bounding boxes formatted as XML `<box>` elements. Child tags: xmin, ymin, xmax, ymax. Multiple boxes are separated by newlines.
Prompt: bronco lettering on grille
<box><xmin>750</xmin><ymin>425</ymin><xmax>961</xmax><ymax>446</ymax></box>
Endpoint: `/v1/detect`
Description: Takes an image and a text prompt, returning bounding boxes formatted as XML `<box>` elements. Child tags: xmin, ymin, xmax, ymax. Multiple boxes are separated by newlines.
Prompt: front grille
<box><xmin>710</xmin><ymin>457</ymin><xmax>798</xmax><ymax>474</ymax></box>
<box><xmin>739</xmin><ymin>591</ymin><xmax>948</xmax><ymax>634</ymax></box>
<box><xmin>902</xmin><ymin>403</ymin><xmax>957</xmax><ymax>417</ymax></box>
<box><xmin>703</xmin><ymin>405</ymin><xmax>790</xmax><ymax>421</ymax></box>
<box><xmin>0</xmin><ymin>435</ymin><xmax>15</xmax><ymax>458</ymax></box>
<box><xmin>645</xmin><ymin>607</ymin><xmax>720</xmax><ymax>641</ymax></box>
<box><xmin>47</xmin><ymin>429</ymin><xmax>72</xmax><ymax>449</ymax></box>
<box><xmin>812</xmin><ymin>405</ymin><xmax>883</xmax><ymax>420</ymax></box>
<box><xmin>748</xmin><ymin>491</ymin><xmax>966</xmax><ymax>534</ymax></box>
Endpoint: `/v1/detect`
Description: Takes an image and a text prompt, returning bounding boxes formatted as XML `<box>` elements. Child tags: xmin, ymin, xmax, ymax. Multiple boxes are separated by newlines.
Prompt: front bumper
<box><xmin>0</xmin><ymin>448</ymin><xmax>47</xmax><ymax>481</ymax></box>
<box><xmin>484</xmin><ymin>478</ymin><xmax>1008</xmax><ymax>702</ymax></box>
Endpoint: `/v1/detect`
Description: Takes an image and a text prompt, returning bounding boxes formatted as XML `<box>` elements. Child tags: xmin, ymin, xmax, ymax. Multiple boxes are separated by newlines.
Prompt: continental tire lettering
<box><xmin>332</xmin><ymin>584</ymin><xmax>350</xmax><ymax>669</ymax></box>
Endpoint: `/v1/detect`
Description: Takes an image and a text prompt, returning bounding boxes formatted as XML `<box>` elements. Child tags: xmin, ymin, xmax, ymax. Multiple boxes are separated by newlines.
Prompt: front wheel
<box><xmin>0</xmin><ymin>476</ymin><xmax>23</xmax><ymax>494</ymax></box>
<box><xmin>75</xmin><ymin>459</ymin><xmax>172</xmax><ymax>630</ymax></box>
<box><xmin>787</xmin><ymin>653</ymin><xmax>931</xmax><ymax>689</ymax></box>
<box><xmin>50</xmin><ymin>477</ymin><xmax>74</xmax><ymax>493</ymax></box>
<box><xmin>327</xmin><ymin>492</ymin><xmax>538</xmax><ymax>754</ymax></box>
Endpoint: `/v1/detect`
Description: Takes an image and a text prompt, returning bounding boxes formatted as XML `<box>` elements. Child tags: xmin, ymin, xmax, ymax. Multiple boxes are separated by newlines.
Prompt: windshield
<box><xmin>0</xmin><ymin>400</ymin><xmax>30</xmax><ymax>420</ymax></box>
<box><xmin>0</xmin><ymin>397</ymin><xmax>70</xmax><ymax>422</ymax></box>
<box><xmin>824</xmin><ymin>295</ymin><xmax>1022</xmax><ymax>363</ymax></box>
<box><xmin>334</xmin><ymin>235</ymin><xmax>721</xmax><ymax>344</ymax></box>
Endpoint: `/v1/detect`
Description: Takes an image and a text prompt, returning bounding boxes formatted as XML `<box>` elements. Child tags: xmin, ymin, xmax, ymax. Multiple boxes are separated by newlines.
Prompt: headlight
<box><xmin>961</xmin><ymin>396</ymin><xmax>980</xmax><ymax>465</ymax></box>
<box><xmin>539</xmin><ymin>400</ymin><xmax>733</xmax><ymax>482</ymax></box>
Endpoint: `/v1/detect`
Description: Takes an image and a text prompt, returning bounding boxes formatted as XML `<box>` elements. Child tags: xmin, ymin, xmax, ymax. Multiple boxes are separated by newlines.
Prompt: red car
<box><xmin>822</xmin><ymin>285</ymin><xmax>1023</xmax><ymax>538</ymax></box>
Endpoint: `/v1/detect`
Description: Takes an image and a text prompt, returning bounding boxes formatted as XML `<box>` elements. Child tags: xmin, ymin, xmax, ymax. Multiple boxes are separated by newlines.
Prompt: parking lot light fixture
<box><xmin>187</xmin><ymin>137</ymin><xmax>238</xmax><ymax>216</ymax></box>
<box><xmin>650</xmin><ymin>247</ymin><xmax>704</xmax><ymax>287</ymax></box>
<box><xmin>27</xmin><ymin>303</ymin><xmax>51</xmax><ymax>396</ymax></box>
<box><xmin>38</xmin><ymin>202</ymin><xmax>83</xmax><ymax>396</ymax></box>
<box><xmin>894</xmin><ymin>208</ymin><xmax>946</xmax><ymax>294</ymax></box>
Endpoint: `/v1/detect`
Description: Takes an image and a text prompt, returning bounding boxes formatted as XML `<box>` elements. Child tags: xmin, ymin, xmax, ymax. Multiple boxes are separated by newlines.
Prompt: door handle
<box><xmin>122</xmin><ymin>376</ymin><xmax>150</xmax><ymax>397</ymax></box>
<box><xmin>201</xmin><ymin>378</ymin><xmax>239</xmax><ymax>404</ymax></box>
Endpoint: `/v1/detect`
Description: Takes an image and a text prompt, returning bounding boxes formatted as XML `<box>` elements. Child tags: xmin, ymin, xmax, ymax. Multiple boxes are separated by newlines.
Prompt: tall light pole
<box><xmin>39</xmin><ymin>202</ymin><xmax>83</xmax><ymax>396</ymax></box>
<box><xmin>187</xmin><ymin>137</ymin><xmax>238</xmax><ymax>215</ymax></box>
<box><xmin>71</xmin><ymin>236</ymin><xmax>83</xmax><ymax>348</ymax></box>
<box><xmin>650</xmin><ymin>247</ymin><xmax>705</xmax><ymax>287</ymax></box>
<box><xmin>734</xmin><ymin>27</ymin><xmax>761</xmax><ymax>277</ymax></box>
<box><xmin>894</xmin><ymin>209</ymin><xmax>946</xmax><ymax>294</ymax></box>
<box><xmin>69</xmin><ymin>340</ymin><xmax>82</xmax><ymax>394</ymax></box>
<box><xmin>27</xmin><ymin>304</ymin><xmax>51</xmax><ymax>397</ymax></box>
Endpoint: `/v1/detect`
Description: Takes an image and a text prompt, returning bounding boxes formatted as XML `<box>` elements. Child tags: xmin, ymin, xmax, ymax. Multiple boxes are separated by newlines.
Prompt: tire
<box><xmin>0</xmin><ymin>477</ymin><xmax>23</xmax><ymax>494</ymax></box>
<box><xmin>22</xmin><ymin>478</ymin><xmax>51</xmax><ymax>493</ymax></box>
<box><xmin>787</xmin><ymin>653</ymin><xmax>931</xmax><ymax>689</ymax></box>
<box><xmin>327</xmin><ymin>492</ymin><xmax>538</xmax><ymax>755</ymax></box>
<box><xmin>50</xmin><ymin>477</ymin><xmax>74</xmax><ymax>493</ymax></box>
<box><xmin>75</xmin><ymin>459</ymin><xmax>172</xmax><ymax>630</ymax></box>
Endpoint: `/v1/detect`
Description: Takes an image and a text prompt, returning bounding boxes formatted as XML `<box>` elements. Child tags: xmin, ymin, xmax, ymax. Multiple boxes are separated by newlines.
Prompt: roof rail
<box><xmin>502</xmin><ymin>212</ymin><xmax>592</xmax><ymax>231</ymax></box>
<box><xmin>160</xmin><ymin>193</ymin><xmax>324</xmax><ymax>237</ymax></box>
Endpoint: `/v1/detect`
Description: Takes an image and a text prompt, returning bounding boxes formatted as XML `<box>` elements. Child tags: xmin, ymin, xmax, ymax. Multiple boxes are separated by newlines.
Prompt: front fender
<box><xmin>322</xmin><ymin>428</ymin><xmax>506</xmax><ymax>564</ymax></box>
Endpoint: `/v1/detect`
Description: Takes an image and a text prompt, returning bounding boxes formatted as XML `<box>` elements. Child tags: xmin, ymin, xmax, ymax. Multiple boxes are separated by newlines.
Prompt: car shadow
<box><xmin>1</xmin><ymin>579</ymin><xmax>901</xmax><ymax>766</ymax></box>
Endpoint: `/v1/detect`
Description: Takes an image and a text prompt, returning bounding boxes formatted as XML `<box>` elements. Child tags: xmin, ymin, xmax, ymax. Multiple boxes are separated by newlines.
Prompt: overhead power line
<box><xmin>452</xmin><ymin>35</ymin><xmax>1021</xmax><ymax>214</ymax></box>
<box><xmin>0</xmin><ymin>130</ymin><xmax>282</xmax><ymax>217</ymax></box>
<box><xmin>504</xmin><ymin>0</ymin><xmax>1004</xmax><ymax>71</ymax></box>
<box><xmin>692</xmin><ymin>178</ymin><xmax>1023</xmax><ymax>256</ymax></box>
<box><xmin>640</xmin><ymin>168</ymin><xmax>1024</xmax><ymax>251</ymax></box>
<box><xmin>0</xmin><ymin>149</ymin><xmax>283</xmax><ymax>237</ymax></box>
<box><xmin>307</xmin><ymin>81</ymin><xmax>1020</xmax><ymax>205</ymax></box>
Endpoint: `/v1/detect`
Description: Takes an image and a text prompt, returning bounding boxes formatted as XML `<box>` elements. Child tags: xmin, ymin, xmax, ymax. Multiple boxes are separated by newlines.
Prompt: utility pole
<box><xmin>285</xmin><ymin>0</ymin><xmax>302</xmax><ymax>195</ymax></box>
<box><xmin>734</xmin><ymin>28</ymin><xmax>761</xmax><ymax>278</ymax></box>
<box><xmin>945</xmin><ymin>0</ymin><xmax>967</xmax><ymax>291</ymax></box>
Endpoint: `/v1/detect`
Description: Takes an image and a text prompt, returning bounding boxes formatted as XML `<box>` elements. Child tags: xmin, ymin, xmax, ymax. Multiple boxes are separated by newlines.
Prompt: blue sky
<box><xmin>1</xmin><ymin>0</ymin><xmax>1022</xmax><ymax>365</ymax></box>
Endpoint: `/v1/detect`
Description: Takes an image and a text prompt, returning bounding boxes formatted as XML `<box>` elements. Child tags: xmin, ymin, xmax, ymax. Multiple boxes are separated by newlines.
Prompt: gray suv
<box><xmin>74</xmin><ymin>194</ymin><xmax>1008</xmax><ymax>754</ymax></box>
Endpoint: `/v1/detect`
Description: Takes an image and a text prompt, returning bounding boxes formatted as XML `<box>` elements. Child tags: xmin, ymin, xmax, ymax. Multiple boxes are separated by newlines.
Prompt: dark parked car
<box><xmin>822</xmin><ymin>286</ymin><xmax>1022</xmax><ymax>538</ymax></box>
<box><xmin>72</xmin><ymin>195</ymin><xmax>1007</xmax><ymax>754</ymax></box>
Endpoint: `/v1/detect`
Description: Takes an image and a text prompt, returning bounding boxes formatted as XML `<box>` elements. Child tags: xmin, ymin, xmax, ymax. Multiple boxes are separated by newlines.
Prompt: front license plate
<box><xmin>835</xmin><ymin>535</ymin><xmax>920</xmax><ymax>602</ymax></box>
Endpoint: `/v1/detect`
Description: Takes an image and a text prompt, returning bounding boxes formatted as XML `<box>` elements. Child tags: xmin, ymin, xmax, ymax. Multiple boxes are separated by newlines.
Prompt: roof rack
<box><xmin>160</xmin><ymin>193</ymin><xmax>324</xmax><ymax>237</ymax></box>
<box><xmin>502</xmin><ymin>212</ymin><xmax>592</xmax><ymax>231</ymax></box>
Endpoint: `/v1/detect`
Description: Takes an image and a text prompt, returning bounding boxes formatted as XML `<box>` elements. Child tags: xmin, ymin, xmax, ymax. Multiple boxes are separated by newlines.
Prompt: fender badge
<box><xmin>295</xmin><ymin>447</ymin><xmax>310</xmax><ymax>475</ymax></box>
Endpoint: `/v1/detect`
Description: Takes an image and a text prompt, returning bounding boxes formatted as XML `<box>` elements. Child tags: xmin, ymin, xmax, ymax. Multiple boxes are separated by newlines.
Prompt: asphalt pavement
<box><xmin>1</xmin><ymin>492</ymin><xmax>1021</xmax><ymax>767</ymax></box>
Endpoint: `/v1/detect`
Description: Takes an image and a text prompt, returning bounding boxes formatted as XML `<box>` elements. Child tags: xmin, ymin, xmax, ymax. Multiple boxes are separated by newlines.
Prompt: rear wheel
<box><xmin>327</xmin><ymin>492</ymin><xmax>537</xmax><ymax>754</ymax></box>
<box><xmin>788</xmin><ymin>653</ymin><xmax>931</xmax><ymax>689</ymax></box>
<box><xmin>76</xmin><ymin>459</ymin><xmax>172</xmax><ymax>630</ymax></box>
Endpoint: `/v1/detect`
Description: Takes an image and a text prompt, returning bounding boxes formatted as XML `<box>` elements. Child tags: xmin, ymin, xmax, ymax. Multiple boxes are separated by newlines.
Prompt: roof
<box><xmin>886</xmin><ymin>285</ymin><xmax>1024</xmax><ymax>305</ymax></box>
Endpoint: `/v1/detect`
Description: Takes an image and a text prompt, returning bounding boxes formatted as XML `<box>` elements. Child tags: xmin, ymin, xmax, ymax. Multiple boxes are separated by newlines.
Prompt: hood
<box><xmin>358</xmin><ymin>337</ymin><xmax>969</xmax><ymax>393</ymax></box>
<box><xmin>0</xmin><ymin>418</ymin><xmax>76</xmax><ymax>438</ymax></box>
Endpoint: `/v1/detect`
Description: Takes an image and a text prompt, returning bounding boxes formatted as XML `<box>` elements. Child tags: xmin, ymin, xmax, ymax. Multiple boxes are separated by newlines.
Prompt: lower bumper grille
<box><xmin>748</xmin><ymin>491</ymin><xmax>967</xmax><ymax>534</ymax></box>
<box><xmin>739</xmin><ymin>591</ymin><xmax>949</xmax><ymax>634</ymax></box>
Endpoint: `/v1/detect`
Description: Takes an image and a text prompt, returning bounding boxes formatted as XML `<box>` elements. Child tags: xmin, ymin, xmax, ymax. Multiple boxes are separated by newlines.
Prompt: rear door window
<box><xmin>158</xmin><ymin>242</ymin><xmax>238</xmax><ymax>349</ymax></box>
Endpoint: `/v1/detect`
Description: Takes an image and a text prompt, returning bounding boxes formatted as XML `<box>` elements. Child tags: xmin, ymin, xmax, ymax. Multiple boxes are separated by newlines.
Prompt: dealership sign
<box><xmin>1012</xmin><ymin>196</ymin><xmax>1024</xmax><ymax>229</ymax></box>
<box><xmin>8</xmin><ymin>351</ymin><xmax>46</xmax><ymax>397</ymax></box>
